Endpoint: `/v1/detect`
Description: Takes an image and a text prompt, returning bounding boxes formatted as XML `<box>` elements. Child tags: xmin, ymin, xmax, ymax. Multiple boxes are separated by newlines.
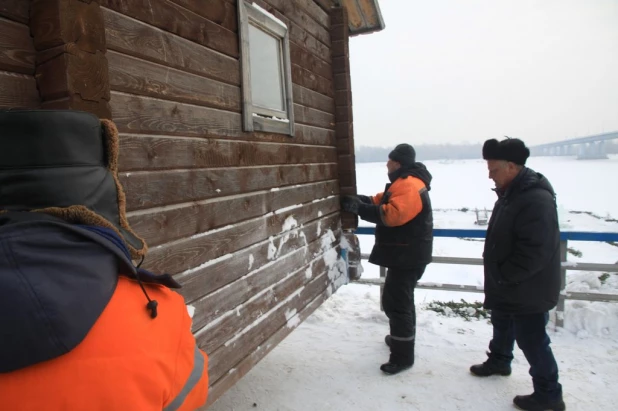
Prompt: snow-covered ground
<box><xmin>209</xmin><ymin>156</ymin><xmax>618</xmax><ymax>411</ymax></box>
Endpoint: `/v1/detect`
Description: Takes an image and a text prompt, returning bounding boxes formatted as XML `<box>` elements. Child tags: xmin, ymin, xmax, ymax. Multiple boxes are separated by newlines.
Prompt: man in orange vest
<box><xmin>0</xmin><ymin>110</ymin><xmax>208</xmax><ymax>411</ymax></box>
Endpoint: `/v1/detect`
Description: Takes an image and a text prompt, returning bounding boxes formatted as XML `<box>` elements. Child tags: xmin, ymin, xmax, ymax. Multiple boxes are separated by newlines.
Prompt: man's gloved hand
<box><xmin>340</xmin><ymin>195</ymin><xmax>360</xmax><ymax>214</ymax></box>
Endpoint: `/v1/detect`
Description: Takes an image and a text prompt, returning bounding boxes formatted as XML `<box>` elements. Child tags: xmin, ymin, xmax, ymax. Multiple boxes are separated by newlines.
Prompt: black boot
<box><xmin>469</xmin><ymin>360</ymin><xmax>511</xmax><ymax>377</ymax></box>
<box><xmin>380</xmin><ymin>362</ymin><xmax>412</xmax><ymax>375</ymax></box>
<box><xmin>385</xmin><ymin>335</ymin><xmax>391</xmax><ymax>347</ymax></box>
<box><xmin>513</xmin><ymin>394</ymin><xmax>566</xmax><ymax>411</ymax></box>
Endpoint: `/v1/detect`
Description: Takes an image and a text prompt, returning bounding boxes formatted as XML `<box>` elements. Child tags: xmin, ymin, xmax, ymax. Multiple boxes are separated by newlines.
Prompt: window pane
<box><xmin>248</xmin><ymin>24</ymin><xmax>285</xmax><ymax>113</ymax></box>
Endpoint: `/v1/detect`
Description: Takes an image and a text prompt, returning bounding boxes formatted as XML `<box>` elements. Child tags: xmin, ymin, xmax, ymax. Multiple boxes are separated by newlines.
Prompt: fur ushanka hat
<box><xmin>0</xmin><ymin>110</ymin><xmax>147</xmax><ymax>258</ymax></box>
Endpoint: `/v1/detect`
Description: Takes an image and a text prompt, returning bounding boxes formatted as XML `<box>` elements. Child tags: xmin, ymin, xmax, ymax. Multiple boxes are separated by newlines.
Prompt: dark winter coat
<box><xmin>357</xmin><ymin>164</ymin><xmax>433</xmax><ymax>269</ymax></box>
<box><xmin>483</xmin><ymin>167</ymin><xmax>561</xmax><ymax>314</ymax></box>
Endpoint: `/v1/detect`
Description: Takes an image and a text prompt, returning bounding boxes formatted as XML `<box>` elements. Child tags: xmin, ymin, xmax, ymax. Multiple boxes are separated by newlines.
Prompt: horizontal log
<box><xmin>178</xmin><ymin>212</ymin><xmax>340</xmax><ymax>303</ymax></box>
<box><xmin>188</xmin><ymin>220</ymin><xmax>339</xmax><ymax>332</ymax></box>
<box><xmin>199</xmin><ymin>247</ymin><xmax>333</xmax><ymax>355</ymax></box>
<box><xmin>0</xmin><ymin>70</ymin><xmax>39</xmax><ymax>109</ymax></box>
<box><xmin>127</xmin><ymin>179</ymin><xmax>339</xmax><ymax>247</ymax></box>
<box><xmin>107</xmin><ymin>50</ymin><xmax>241</xmax><ymax>112</ymax></box>
<box><xmin>103</xmin><ymin>8</ymin><xmax>239</xmax><ymax>85</ymax></box>
<box><xmin>120</xmin><ymin>162</ymin><xmax>337</xmax><ymax>210</ymax></box>
<box><xmin>0</xmin><ymin>17</ymin><xmax>35</xmax><ymax>74</ymax></box>
<box><xmin>294</xmin><ymin>103</ymin><xmax>335</xmax><ymax>129</ymax></box>
<box><xmin>99</xmin><ymin>0</ymin><xmax>238</xmax><ymax>58</ymax></box>
<box><xmin>119</xmin><ymin>135</ymin><xmax>337</xmax><ymax>171</ymax></box>
<box><xmin>262</xmin><ymin>0</ymin><xmax>330</xmax><ymax>46</ymax></box>
<box><xmin>313</xmin><ymin>0</ymin><xmax>337</xmax><ymax>14</ymax></box>
<box><xmin>0</xmin><ymin>0</ymin><xmax>29</xmax><ymax>24</ymax></box>
<box><xmin>204</xmin><ymin>285</ymin><xmax>329</xmax><ymax>407</ymax></box>
<box><xmin>292</xmin><ymin>83</ymin><xmax>334</xmax><ymax>113</ymax></box>
<box><xmin>168</xmin><ymin>0</ymin><xmax>236</xmax><ymax>32</ymax></box>
<box><xmin>289</xmin><ymin>42</ymin><xmax>331</xmax><ymax>80</ymax></box>
<box><xmin>142</xmin><ymin>197</ymin><xmax>340</xmax><ymax>275</ymax></box>
<box><xmin>206</xmin><ymin>263</ymin><xmax>340</xmax><ymax>384</ymax></box>
<box><xmin>110</xmin><ymin>92</ymin><xmax>336</xmax><ymax>146</ymax></box>
<box><xmin>292</xmin><ymin>63</ymin><xmax>333</xmax><ymax>98</ymax></box>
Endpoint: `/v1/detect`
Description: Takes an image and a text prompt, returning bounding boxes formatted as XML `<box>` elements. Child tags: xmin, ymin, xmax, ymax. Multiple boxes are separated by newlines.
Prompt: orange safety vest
<box><xmin>0</xmin><ymin>276</ymin><xmax>208</xmax><ymax>411</ymax></box>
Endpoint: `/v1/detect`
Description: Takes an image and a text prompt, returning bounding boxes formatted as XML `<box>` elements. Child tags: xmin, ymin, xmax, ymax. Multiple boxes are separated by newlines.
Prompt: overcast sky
<box><xmin>349</xmin><ymin>0</ymin><xmax>618</xmax><ymax>147</ymax></box>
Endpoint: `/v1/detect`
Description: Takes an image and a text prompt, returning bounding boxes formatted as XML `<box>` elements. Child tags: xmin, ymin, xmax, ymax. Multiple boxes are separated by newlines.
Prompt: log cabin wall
<box><xmin>0</xmin><ymin>0</ymin><xmax>39</xmax><ymax>109</ymax></box>
<box><xmin>99</xmin><ymin>0</ymin><xmax>347</xmax><ymax>405</ymax></box>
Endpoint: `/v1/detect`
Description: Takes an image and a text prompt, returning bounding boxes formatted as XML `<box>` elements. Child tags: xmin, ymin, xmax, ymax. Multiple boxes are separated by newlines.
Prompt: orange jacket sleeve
<box><xmin>378</xmin><ymin>177</ymin><xmax>424</xmax><ymax>227</ymax></box>
<box><xmin>164</xmin><ymin>306</ymin><xmax>209</xmax><ymax>411</ymax></box>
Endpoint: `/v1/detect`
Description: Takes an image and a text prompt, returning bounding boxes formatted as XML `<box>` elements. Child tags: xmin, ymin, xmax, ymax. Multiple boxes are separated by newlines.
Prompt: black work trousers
<box><xmin>382</xmin><ymin>266</ymin><xmax>426</xmax><ymax>365</ymax></box>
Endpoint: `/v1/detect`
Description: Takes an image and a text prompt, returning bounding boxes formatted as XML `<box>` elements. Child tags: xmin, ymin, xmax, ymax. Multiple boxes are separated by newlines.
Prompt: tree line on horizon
<box><xmin>355</xmin><ymin>141</ymin><xmax>618</xmax><ymax>163</ymax></box>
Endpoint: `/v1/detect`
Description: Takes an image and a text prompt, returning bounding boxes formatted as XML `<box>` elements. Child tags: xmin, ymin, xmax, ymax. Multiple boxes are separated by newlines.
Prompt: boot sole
<box><xmin>469</xmin><ymin>370</ymin><xmax>511</xmax><ymax>377</ymax></box>
<box><xmin>513</xmin><ymin>404</ymin><xmax>565</xmax><ymax>411</ymax></box>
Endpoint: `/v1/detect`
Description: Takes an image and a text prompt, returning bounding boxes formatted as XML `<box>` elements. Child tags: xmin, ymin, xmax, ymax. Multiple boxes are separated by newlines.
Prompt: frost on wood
<box><xmin>248</xmin><ymin>254</ymin><xmax>255</xmax><ymax>270</ymax></box>
<box><xmin>285</xmin><ymin>308</ymin><xmax>301</xmax><ymax>329</ymax></box>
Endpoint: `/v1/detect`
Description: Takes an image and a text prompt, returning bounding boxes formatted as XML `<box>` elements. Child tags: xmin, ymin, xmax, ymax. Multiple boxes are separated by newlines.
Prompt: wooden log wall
<box><xmin>0</xmin><ymin>0</ymin><xmax>39</xmax><ymax>109</ymax></box>
<box><xmin>99</xmin><ymin>0</ymin><xmax>347</xmax><ymax>406</ymax></box>
<box><xmin>331</xmin><ymin>6</ymin><xmax>358</xmax><ymax>229</ymax></box>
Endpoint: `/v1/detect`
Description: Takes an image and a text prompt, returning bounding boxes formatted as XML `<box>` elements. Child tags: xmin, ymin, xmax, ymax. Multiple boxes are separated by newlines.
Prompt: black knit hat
<box><xmin>388</xmin><ymin>143</ymin><xmax>416</xmax><ymax>167</ymax></box>
<box><xmin>482</xmin><ymin>138</ymin><xmax>530</xmax><ymax>166</ymax></box>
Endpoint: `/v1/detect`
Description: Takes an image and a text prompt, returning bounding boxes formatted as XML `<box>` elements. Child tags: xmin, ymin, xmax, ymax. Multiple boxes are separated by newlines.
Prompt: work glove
<box><xmin>340</xmin><ymin>195</ymin><xmax>360</xmax><ymax>214</ymax></box>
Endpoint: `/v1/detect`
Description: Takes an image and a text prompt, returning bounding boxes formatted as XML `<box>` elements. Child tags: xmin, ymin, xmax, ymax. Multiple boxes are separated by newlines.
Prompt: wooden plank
<box><xmin>0</xmin><ymin>70</ymin><xmax>39</xmax><ymax>108</ymax></box>
<box><xmin>294</xmin><ymin>103</ymin><xmax>335</xmax><ymax>129</ymax></box>
<box><xmin>0</xmin><ymin>0</ymin><xmax>29</xmax><ymax>24</ymax></box>
<box><xmin>103</xmin><ymin>8</ymin><xmax>239</xmax><ymax>85</ymax></box>
<box><xmin>99</xmin><ymin>0</ymin><xmax>238</xmax><ymax>58</ymax></box>
<box><xmin>119</xmin><ymin>135</ymin><xmax>338</xmax><ymax>171</ymax></box>
<box><xmin>120</xmin><ymin>163</ymin><xmax>338</xmax><ymax>211</ymax></box>
<box><xmin>292</xmin><ymin>63</ymin><xmax>333</xmax><ymax>97</ymax></box>
<box><xmin>261</xmin><ymin>0</ymin><xmax>330</xmax><ymax>46</ymax></box>
<box><xmin>204</xmin><ymin>285</ymin><xmax>329</xmax><ymax>407</ymax></box>
<box><xmin>290</xmin><ymin>42</ymin><xmax>331</xmax><ymax>80</ymax></box>
<box><xmin>127</xmin><ymin>180</ymin><xmax>339</xmax><ymax>247</ymax></box>
<box><xmin>110</xmin><ymin>92</ymin><xmax>336</xmax><ymax>146</ymax></box>
<box><xmin>142</xmin><ymin>197</ymin><xmax>340</xmax><ymax>275</ymax></box>
<box><xmin>187</xmin><ymin>217</ymin><xmax>339</xmax><ymax>333</ymax></box>
<box><xmin>293</xmin><ymin>83</ymin><xmax>334</xmax><ymax>114</ymax></box>
<box><xmin>177</xmin><ymin>212</ymin><xmax>340</xmax><ymax>303</ymax></box>
<box><xmin>107</xmin><ymin>50</ymin><xmax>241</xmax><ymax>112</ymax></box>
<box><xmin>168</xmin><ymin>0</ymin><xmax>236</xmax><ymax>32</ymax></box>
<box><xmin>0</xmin><ymin>17</ymin><xmax>35</xmax><ymax>74</ymax></box>
<box><xmin>206</xmin><ymin>262</ymin><xmax>340</xmax><ymax>384</ymax></box>
<box><xmin>199</xmin><ymin>247</ymin><xmax>334</xmax><ymax>355</ymax></box>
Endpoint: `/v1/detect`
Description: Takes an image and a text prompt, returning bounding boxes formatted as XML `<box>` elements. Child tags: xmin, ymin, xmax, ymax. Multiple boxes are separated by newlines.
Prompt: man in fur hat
<box><xmin>472</xmin><ymin>137</ymin><xmax>565</xmax><ymax>411</ymax></box>
<box><xmin>0</xmin><ymin>110</ymin><xmax>209</xmax><ymax>411</ymax></box>
<box><xmin>341</xmin><ymin>143</ymin><xmax>433</xmax><ymax>375</ymax></box>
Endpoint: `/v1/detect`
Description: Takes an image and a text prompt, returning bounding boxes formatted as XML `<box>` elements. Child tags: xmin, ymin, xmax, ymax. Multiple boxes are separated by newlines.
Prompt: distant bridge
<box><xmin>530</xmin><ymin>131</ymin><xmax>618</xmax><ymax>160</ymax></box>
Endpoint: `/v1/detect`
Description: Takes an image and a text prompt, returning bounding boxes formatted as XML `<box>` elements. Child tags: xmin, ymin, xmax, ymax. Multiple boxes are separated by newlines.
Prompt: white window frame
<box><xmin>238</xmin><ymin>1</ymin><xmax>295</xmax><ymax>136</ymax></box>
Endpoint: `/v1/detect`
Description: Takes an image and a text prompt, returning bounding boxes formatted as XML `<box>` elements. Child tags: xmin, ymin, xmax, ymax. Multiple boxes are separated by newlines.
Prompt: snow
<box><xmin>248</xmin><ymin>254</ymin><xmax>255</xmax><ymax>271</ymax></box>
<box><xmin>274</xmin><ymin>204</ymin><xmax>302</xmax><ymax>215</ymax></box>
<box><xmin>209</xmin><ymin>156</ymin><xmax>618</xmax><ymax>411</ymax></box>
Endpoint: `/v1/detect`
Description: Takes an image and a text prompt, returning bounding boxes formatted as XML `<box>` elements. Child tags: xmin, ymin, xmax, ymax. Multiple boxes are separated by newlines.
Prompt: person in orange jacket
<box><xmin>341</xmin><ymin>144</ymin><xmax>433</xmax><ymax>375</ymax></box>
<box><xmin>0</xmin><ymin>110</ymin><xmax>208</xmax><ymax>411</ymax></box>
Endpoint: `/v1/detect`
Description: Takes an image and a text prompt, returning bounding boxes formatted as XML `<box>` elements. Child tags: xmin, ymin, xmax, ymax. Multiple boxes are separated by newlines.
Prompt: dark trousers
<box><xmin>489</xmin><ymin>310</ymin><xmax>562</xmax><ymax>400</ymax></box>
<box><xmin>382</xmin><ymin>266</ymin><xmax>426</xmax><ymax>365</ymax></box>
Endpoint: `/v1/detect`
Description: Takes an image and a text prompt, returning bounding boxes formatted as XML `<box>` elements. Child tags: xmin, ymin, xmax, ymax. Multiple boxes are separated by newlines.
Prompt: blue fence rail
<box><xmin>352</xmin><ymin>227</ymin><xmax>618</xmax><ymax>328</ymax></box>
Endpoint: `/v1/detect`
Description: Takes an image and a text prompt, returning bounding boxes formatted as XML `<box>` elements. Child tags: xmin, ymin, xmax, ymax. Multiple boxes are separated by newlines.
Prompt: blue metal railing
<box><xmin>352</xmin><ymin>226</ymin><xmax>618</xmax><ymax>328</ymax></box>
<box><xmin>355</xmin><ymin>226</ymin><xmax>618</xmax><ymax>242</ymax></box>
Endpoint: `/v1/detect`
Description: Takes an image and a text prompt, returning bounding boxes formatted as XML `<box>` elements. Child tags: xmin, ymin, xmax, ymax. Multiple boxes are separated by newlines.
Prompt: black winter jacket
<box><xmin>483</xmin><ymin>167</ymin><xmax>561</xmax><ymax>314</ymax></box>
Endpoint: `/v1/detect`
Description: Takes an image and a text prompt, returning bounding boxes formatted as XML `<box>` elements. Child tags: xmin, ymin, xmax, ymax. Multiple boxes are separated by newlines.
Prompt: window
<box><xmin>238</xmin><ymin>1</ymin><xmax>295</xmax><ymax>136</ymax></box>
